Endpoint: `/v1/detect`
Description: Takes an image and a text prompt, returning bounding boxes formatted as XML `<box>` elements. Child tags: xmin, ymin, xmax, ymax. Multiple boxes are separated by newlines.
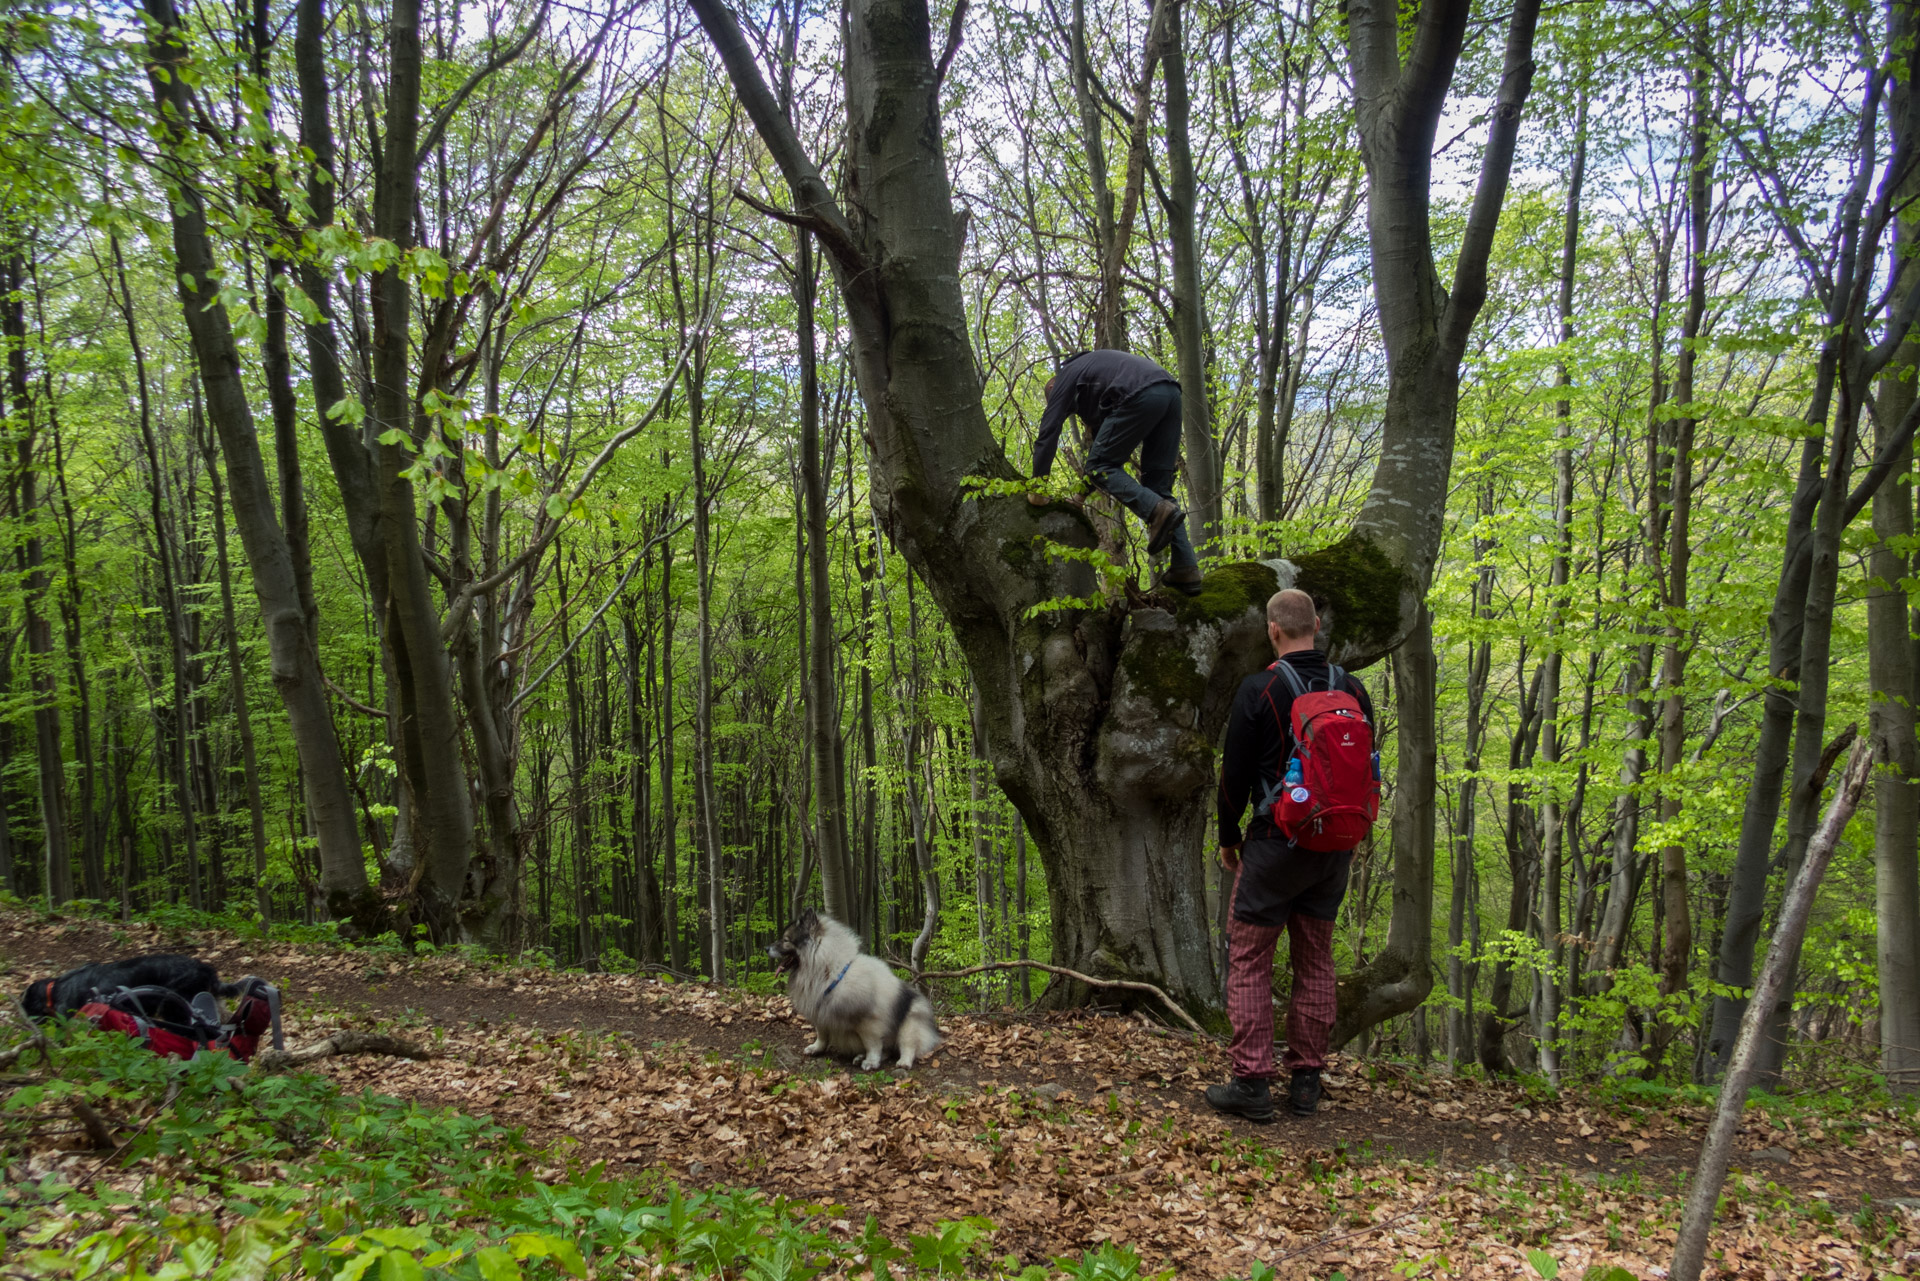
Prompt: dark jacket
<box><xmin>1031</xmin><ymin>349</ymin><xmax>1178</xmax><ymax>478</ymax></box>
<box><xmin>1217</xmin><ymin>648</ymin><xmax>1374</xmax><ymax>848</ymax></box>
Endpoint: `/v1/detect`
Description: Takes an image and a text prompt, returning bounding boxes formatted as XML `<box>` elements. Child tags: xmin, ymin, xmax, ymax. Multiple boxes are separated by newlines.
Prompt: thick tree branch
<box><xmin>933</xmin><ymin>0</ymin><xmax>969</xmax><ymax>92</ymax></box>
<box><xmin>1441</xmin><ymin>0</ymin><xmax>1543</xmax><ymax>363</ymax></box>
<box><xmin>686</xmin><ymin>0</ymin><xmax>869</xmax><ymax>281</ymax></box>
<box><xmin>1344</xmin><ymin>0</ymin><xmax>1404</xmax><ymax>104</ymax></box>
<box><xmin>1397</xmin><ymin>0</ymin><xmax>1474</xmax><ymax>145</ymax></box>
<box><xmin>1849</xmin><ymin>385</ymin><xmax>1920</xmax><ymax>523</ymax></box>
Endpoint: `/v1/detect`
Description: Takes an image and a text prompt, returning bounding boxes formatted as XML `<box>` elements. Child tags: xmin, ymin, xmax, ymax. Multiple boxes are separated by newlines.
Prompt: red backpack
<box><xmin>1257</xmin><ymin>661</ymin><xmax>1380</xmax><ymax>852</ymax></box>
<box><xmin>78</xmin><ymin>977</ymin><xmax>283</xmax><ymax>1063</ymax></box>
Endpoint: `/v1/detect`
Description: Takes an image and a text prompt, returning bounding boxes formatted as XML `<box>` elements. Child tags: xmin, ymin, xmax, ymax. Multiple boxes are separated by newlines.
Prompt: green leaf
<box><xmin>180</xmin><ymin>1236</ymin><xmax>218</xmax><ymax>1277</ymax></box>
<box><xmin>508</xmin><ymin>1234</ymin><xmax>586</xmax><ymax>1279</ymax></box>
<box><xmin>332</xmin><ymin>1246</ymin><xmax>384</xmax><ymax>1281</ymax></box>
<box><xmin>474</xmin><ymin>1247</ymin><xmax>522</xmax><ymax>1281</ymax></box>
<box><xmin>379</xmin><ymin>1250</ymin><xmax>426</xmax><ymax>1281</ymax></box>
<box><xmin>1525</xmin><ymin>1249</ymin><xmax>1559</xmax><ymax>1280</ymax></box>
<box><xmin>545</xmin><ymin>494</ymin><xmax>570</xmax><ymax>519</ymax></box>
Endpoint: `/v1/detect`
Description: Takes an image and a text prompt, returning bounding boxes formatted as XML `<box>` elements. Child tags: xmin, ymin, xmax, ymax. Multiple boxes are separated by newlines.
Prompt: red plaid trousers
<box><xmin>1225</xmin><ymin>871</ymin><xmax>1338</xmax><ymax>1078</ymax></box>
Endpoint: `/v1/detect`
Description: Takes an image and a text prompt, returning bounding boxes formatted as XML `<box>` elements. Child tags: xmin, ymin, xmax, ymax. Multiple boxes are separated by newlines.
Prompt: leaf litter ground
<box><xmin>4</xmin><ymin>912</ymin><xmax>1919</xmax><ymax>1279</ymax></box>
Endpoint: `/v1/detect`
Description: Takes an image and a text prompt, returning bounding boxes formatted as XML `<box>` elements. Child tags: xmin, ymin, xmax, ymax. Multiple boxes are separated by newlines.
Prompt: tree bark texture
<box><xmin>1872</xmin><ymin>0</ymin><xmax>1920</xmax><ymax>1099</ymax></box>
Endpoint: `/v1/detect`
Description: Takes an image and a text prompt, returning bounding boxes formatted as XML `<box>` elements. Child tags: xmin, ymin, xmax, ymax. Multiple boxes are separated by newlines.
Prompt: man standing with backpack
<box><xmin>1207</xmin><ymin>588</ymin><xmax>1378</xmax><ymax>1122</ymax></box>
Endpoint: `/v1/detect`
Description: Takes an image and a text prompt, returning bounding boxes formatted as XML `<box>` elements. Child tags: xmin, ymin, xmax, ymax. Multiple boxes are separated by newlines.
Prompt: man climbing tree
<box><xmin>1029</xmin><ymin>349</ymin><xmax>1201</xmax><ymax>596</ymax></box>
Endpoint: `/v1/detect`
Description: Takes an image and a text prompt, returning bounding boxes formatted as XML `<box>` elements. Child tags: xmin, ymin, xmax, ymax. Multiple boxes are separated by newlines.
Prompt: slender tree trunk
<box><xmin>796</xmin><ymin>231</ymin><xmax>855</xmax><ymax>924</ymax></box>
<box><xmin>202</xmin><ymin>428</ymin><xmax>272</xmax><ymax>924</ymax></box>
<box><xmin>690</xmin><ymin>376</ymin><xmax>726</xmax><ymax>982</ymax></box>
<box><xmin>1333</xmin><ymin>606</ymin><xmax>1435</xmax><ymax>1045</ymax></box>
<box><xmin>1160</xmin><ymin>0</ymin><xmax>1221</xmax><ymax>554</ymax></box>
<box><xmin>659</xmin><ymin>539</ymin><xmax>684</xmax><ymax>970</ymax></box>
<box><xmin>1447</xmin><ymin>564</ymin><xmax>1493</xmax><ymax>1065</ymax></box>
<box><xmin>625</xmin><ymin>608</ymin><xmax>666</xmax><ymax>964</ymax></box>
<box><xmin>1650</xmin><ymin>28</ymin><xmax>1710</xmax><ymax>1073</ymax></box>
<box><xmin>39</xmin><ymin>306</ymin><xmax>103</xmax><ymax>902</ymax></box>
<box><xmin>3</xmin><ymin>248</ymin><xmax>71</xmax><ymax>906</ymax></box>
<box><xmin>1872</xmin><ymin>0</ymin><xmax>1920</xmax><ymax>1100</ymax></box>
<box><xmin>1536</xmin><ymin>95</ymin><xmax>1588</xmax><ymax>1087</ymax></box>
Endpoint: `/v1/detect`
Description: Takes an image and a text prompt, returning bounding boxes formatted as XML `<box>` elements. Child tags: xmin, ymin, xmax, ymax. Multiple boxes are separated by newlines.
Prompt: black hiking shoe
<box><xmin>1146</xmin><ymin>500</ymin><xmax>1187</xmax><ymax>555</ymax></box>
<box><xmin>1289</xmin><ymin>1068</ymin><xmax>1323</xmax><ymax>1117</ymax></box>
<box><xmin>1204</xmin><ymin>1076</ymin><xmax>1275</xmax><ymax>1124</ymax></box>
<box><xmin>1161</xmin><ymin>565</ymin><xmax>1204</xmax><ymax>597</ymax></box>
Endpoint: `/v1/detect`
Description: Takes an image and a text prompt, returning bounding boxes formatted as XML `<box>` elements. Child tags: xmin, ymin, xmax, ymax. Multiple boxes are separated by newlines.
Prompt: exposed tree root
<box><xmin>915</xmin><ymin>960</ymin><xmax>1210</xmax><ymax>1038</ymax></box>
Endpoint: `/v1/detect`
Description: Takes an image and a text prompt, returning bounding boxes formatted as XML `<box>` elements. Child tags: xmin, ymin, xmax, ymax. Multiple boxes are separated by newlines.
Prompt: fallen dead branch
<box><xmin>913</xmin><ymin>960</ymin><xmax>1210</xmax><ymax>1038</ymax></box>
<box><xmin>254</xmin><ymin>1031</ymin><xmax>433</xmax><ymax>1072</ymax></box>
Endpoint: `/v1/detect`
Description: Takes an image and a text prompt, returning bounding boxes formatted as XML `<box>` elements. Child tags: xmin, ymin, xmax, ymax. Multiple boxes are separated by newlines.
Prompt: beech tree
<box><xmin>689</xmin><ymin>0</ymin><xmax>1541</xmax><ymax>1019</ymax></box>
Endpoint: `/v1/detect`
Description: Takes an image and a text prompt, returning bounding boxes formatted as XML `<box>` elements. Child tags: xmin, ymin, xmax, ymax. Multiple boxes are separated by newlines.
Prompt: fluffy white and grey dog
<box><xmin>767</xmin><ymin>909</ymin><xmax>942</xmax><ymax>1070</ymax></box>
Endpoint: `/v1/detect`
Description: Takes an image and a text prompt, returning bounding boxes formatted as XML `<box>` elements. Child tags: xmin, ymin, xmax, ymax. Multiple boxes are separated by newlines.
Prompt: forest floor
<box><xmin>4</xmin><ymin>910</ymin><xmax>1920</xmax><ymax>1279</ymax></box>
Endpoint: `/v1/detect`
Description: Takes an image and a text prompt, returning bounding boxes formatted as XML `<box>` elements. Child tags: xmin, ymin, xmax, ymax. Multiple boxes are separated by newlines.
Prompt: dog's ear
<box><xmin>797</xmin><ymin>908</ymin><xmax>820</xmax><ymax>935</ymax></box>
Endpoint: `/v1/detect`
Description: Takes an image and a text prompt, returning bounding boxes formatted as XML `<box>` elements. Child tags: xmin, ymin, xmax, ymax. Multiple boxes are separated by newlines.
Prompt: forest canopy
<box><xmin>0</xmin><ymin>0</ymin><xmax>1912</xmax><ymax>1092</ymax></box>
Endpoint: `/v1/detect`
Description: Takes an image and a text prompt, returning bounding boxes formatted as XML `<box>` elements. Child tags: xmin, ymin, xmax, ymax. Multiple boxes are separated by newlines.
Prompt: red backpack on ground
<box><xmin>78</xmin><ymin>977</ymin><xmax>283</xmax><ymax>1063</ymax></box>
<box><xmin>1257</xmin><ymin>660</ymin><xmax>1380</xmax><ymax>852</ymax></box>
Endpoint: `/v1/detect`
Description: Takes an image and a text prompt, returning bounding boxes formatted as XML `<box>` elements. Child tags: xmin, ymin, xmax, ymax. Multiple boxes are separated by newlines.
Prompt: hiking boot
<box><xmin>1289</xmin><ymin>1068</ymin><xmax>1323</xmax><ymax>1117</ymax></box>
<box><xmin>1146</xmin><ymin>499</ymin><xmax>1187</xmax><ymax>555</ymax></box>
<box><xmin>1204</xmin><ymin>1076</ymin><xmax>1275</xmax><ymax>1124</ymax></box>
<box><xmin>1161</xmin><ymin>565</ymin><xmax>1204</xmax><ymax>598</ymax></box>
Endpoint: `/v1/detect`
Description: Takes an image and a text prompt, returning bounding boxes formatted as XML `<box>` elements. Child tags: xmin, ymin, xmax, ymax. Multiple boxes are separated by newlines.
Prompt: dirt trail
<box><xmin>5</xmin><ymin>911</ymin><xmax>1915</xmax><ymax>1278</ymax></box>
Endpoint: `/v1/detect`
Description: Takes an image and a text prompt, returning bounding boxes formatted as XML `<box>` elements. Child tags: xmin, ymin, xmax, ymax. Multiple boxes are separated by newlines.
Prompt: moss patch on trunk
<box><xmin>1171</xmin><ymin>560</ymin><xmax>1278</xmax><ymax>627</ymax></box>
<box><xmin>1119</xmin><ymin>628</ymin><xmax>1204</xmax><ymax>713</ymax></box>
<box><xmin>1292</xmin><ymin>534</ymin><xmax>1406</xmax><ymax>656</ymax></box>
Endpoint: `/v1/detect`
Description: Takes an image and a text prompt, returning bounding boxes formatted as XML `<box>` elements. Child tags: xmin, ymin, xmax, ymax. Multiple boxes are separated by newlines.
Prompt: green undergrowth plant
<box><xmin>0</xmin><ymin>1026</ymin><xmax>1187</xmax><ymax>1280</ymax></box>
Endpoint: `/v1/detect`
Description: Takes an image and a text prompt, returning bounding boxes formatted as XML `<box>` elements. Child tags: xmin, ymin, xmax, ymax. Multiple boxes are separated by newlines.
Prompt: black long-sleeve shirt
<box><xmin>1217</xmin><ymin>649</ymin><xmax>1374</xmax><ymax>848</ymax></box>
<box><xmin>1031</xmin><ymin>349</ymin><xmax>1178</xmax><ymax>478</ymax></box>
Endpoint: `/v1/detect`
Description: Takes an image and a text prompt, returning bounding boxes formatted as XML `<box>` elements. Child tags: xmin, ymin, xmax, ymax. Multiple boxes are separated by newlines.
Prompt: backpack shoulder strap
<box><xmin>1270</xmin><ymin>659</ymin><xmax>1308</xmax><ymax>698</ymax></box>
<box><xmin>1328</xmin><ymin>664</ymin><xmax>1346</xmax><ymax>692</ymax></box>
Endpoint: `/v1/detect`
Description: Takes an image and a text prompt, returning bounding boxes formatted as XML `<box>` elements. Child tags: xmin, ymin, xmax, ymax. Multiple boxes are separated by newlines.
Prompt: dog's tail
<box><xmin>214</xmin><ymin>979</ymin><xmax>246</xmax><ymax>998</ymax></box>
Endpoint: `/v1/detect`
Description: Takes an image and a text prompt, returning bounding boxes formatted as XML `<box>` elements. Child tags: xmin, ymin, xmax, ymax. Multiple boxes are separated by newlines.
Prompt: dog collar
<box><xmin>822</xmin><ymin>959</ymin><xmax>854</xmax><ymax>996</ymax></box>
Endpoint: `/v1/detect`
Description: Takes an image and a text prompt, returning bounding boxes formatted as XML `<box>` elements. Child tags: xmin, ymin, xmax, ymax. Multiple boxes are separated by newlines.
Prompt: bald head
<box><xmin>1266</xmin><ymin>589</ymin><xmax>1318</xmax><ymax>641</ymax></box>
